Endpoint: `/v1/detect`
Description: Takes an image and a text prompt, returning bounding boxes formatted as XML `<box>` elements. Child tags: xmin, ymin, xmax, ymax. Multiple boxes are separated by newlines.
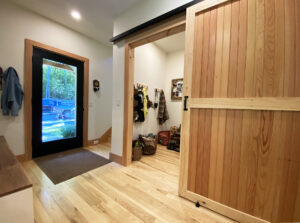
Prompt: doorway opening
<box><xmin>122</xmin><ymin>14</ymin><xmax>186</xmax><ymax>166</ymax></box>
<box><xmin>24</xmin><ymin>39</ymin><xmax>89</xmax><ymax>160</ymax></box>
<box><xmin>132</xmin><ymin>32</ymin><xmax>185</xmax><ymax>164</ymax></box>
<box><xmin>32</xmin><ymin>47</ymin><xmax>84</xmax><ymax>158</ymax></box>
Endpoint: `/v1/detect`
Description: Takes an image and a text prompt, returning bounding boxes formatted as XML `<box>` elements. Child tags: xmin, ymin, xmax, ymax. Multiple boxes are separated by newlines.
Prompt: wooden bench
<box><xmin>0</xmin><ymin>136</ymin><xmax>34</xmax><ymax>223</ymax></box>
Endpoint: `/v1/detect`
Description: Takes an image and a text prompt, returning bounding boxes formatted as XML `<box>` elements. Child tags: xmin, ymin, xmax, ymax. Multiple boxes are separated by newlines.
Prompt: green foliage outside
<box><xmin>60</xmin><ymin>125</ymin><xmax>76</xmax><ymax>138</ymax></box>
<box><xmin>43</xmin><ymin>63</ymin><xmax>76</xmax><ymax>100</ymax></box>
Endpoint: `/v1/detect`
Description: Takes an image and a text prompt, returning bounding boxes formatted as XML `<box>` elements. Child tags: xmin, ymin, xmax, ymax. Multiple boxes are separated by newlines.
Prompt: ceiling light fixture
<box><xmin>71</xmin><ymin>10</ymin><xmax>81</xmax><ymax>20</ymax></box>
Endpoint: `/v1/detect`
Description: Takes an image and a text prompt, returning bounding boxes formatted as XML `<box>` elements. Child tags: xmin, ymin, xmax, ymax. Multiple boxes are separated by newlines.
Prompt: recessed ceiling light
<box><xmin>71</xmin><ymin>10</ymin><xmax>81</xmax><ymax>20</ymax></box>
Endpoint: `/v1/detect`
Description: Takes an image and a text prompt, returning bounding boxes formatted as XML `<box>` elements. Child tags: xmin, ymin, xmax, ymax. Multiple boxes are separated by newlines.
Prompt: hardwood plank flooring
<box><xmin>22</xmin><ymin>144</ymin><xmax>236</xmax><ymax>223</ymax></box>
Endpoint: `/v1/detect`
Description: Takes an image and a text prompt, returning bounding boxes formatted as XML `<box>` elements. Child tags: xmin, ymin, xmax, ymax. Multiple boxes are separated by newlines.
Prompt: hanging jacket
<box><xmin>157</xmin><ymin>90</ymin><xmax>169</xmax><ymax>125</ymax></box>
<box><xmin>142</xmin><ymin>87</ymin><xmax>148</xmax><ymax>118</ymax></box>
<box><xmin>134</xmin><ymin>87</ymin><xmax>145</xmax><ymax>122</ymax></box>
<box><xmin>147</xmin><ymin>95</ymin><xmax>153</xmax><ymax>108</ymax></box>
<box><xmin>1</xmin><ymin>67</ymin><xmax>24</xmax><ymax>116</ymax></box>
<box><xmin>133</xmin><ymin>87</ymin><xmax>139</xmax><ymax>120</ymax></box>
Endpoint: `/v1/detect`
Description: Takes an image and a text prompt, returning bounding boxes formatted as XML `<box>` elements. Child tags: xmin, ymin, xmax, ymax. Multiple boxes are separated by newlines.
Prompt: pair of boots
<box><xmin>167</xmin><ymin>141</ymin><xmax>180</xmax><ymax>152</ymax></box>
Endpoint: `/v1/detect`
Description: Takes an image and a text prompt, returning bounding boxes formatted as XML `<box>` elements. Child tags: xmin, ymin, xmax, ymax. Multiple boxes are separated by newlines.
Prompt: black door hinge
<box><xmin>184</xmin><ymin>96</ymin><xmax>189</xmax><ymax>111</ymax></box>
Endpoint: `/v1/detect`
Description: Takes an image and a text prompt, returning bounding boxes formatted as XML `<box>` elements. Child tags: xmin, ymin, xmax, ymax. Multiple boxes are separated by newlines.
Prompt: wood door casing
<box><xmin>122</xmin><ymin>13</ymin><xmax>186</xmax><ymax>166</ymax></box>
<box><xmin>24</xmin><ymin>39</ymin><xmax>89</xmax><ymax>160</ymax></box>
<box><xmin>179</xmin><ymin>0</ymin><xmax>300</xmax><ymax>222</ymax></box>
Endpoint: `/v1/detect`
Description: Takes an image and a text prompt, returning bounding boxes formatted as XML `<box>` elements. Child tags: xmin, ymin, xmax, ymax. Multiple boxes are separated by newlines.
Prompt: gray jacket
<box><xmin>1</xmin><ymin>67</ymin><xmax>24</xmax><ymax>116</ymax></box>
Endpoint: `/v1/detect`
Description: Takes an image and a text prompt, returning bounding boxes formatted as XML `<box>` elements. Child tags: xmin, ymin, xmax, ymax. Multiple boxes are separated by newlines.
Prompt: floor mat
<box><xmin>34</xmin><ymin>148</ymin><xmax>111</xmax><ymax>184</ymax></box>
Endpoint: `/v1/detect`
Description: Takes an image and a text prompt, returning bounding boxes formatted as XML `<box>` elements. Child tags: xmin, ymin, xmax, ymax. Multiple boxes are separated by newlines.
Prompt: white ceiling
<box><xmin>153</xmin><ymin>32</ymin><xmax>185</xmax><ymax>53</ymax></box>
<box><xmin>8</xmin><ymin>0</ymin><xmax>144</xmax><ymax>45</ymax></box>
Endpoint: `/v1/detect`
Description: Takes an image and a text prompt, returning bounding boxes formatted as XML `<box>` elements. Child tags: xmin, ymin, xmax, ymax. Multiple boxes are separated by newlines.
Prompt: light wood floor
<box><xmin>22</xmin><ymin>144</ymin><xmax>236</xmax><ymax>223</ymax></box>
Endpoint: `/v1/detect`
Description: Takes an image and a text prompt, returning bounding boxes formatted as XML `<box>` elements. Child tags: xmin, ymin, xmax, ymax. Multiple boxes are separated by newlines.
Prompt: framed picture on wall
<box><xmin>171</xmin><ymin>78</ymin><xmax>183</xmax><ymax>100</ymax></box>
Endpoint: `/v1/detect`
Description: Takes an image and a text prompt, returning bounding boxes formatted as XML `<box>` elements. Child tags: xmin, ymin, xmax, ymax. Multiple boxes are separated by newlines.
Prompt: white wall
<box><xmin>133</xmin><ymin>43</ymin><xmax>184</xmax><ymax>140</ymax></box>
<box><xmin>164</xmin><ymin>51</ymin><xmax>184</xmax><ymax>129</ymax></box>
<box><xmin>111</xmin><ymin>41</ymin><xmax>125</xmax><ymax>156</ymax></box>
<box><xmin>0</xmin><ymin>0</ymin><xmax>113</xmax><ymax>155</ymax></box>
<box><xmin>133</xmin><ymin>43</ymin><xmax>166</xmax><ymax>139</ymax></box>
<box><xmin>111</xmin><ymin>0</ymin><xmax>189</xmax><ymax>156</ymax></box>
<box><xmin>113</xmin><ymin>0</ymin><xmax>192</xmax><ymax>36</ymax></box>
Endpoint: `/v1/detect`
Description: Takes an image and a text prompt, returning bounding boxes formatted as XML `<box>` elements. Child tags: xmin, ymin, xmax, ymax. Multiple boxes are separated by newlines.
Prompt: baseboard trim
<box><xmin>88</xmin><ymin>127</ymin><xmax>112</xmax><ymax>146</ymax></box>
<box><xmin>16</xmin><ymin>154</ymin><xmax>28</xmax><ymax>162</ymax></box>
<box><xmin>109</xmin><ymin>152</ymin><xmax>122</xmax><ymax>165</ymax></box>
<box><xmin>87</xmin><ymin>139</ymin><xmax>99</xmax><ymax>146</ymax></box>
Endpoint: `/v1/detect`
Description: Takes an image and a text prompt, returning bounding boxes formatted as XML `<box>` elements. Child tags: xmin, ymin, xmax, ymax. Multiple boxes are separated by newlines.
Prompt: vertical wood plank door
<box><xmin>179</xmin><ymin>0</ymin><xmax>300</xmax><ymax>222</ymax></box>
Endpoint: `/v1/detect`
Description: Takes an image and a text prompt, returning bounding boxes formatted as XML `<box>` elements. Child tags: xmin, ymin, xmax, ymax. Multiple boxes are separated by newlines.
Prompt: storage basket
<box><xmin>158</xmin><ymin>131</ymin><xmax>170</xmax><ymax>146</ymax></box>
<box><xmin>140</xmin><ymin>136</ymin><xmax>157</xmax><ymax>155</ymax></box>
<box><xmin>132</xmin><ymin>146</ymin><xmax>142</xmax><ymax>161</ymax></box>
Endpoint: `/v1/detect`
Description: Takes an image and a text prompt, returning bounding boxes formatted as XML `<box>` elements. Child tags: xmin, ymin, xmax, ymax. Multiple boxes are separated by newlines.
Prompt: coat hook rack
<box><xmin>136</xmin><ymin>83</ymin><xmax>148</xmax><ymax>90</ymax></box>
<box><xmin>154</xmin><ymin>88</ymin><xmax>162</xmax><ymax>93</ymax></box>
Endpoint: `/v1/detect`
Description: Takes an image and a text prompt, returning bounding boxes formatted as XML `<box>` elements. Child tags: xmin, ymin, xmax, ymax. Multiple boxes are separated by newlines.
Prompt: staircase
<box><xmin>106</xmin><ymin>129</ymin><xmax>111</xmax><ymax>146</ymax></box>
<box><xmin>89</xmin><ymin>128</ymin><xmax>112</xmax><ymax>147</ymax></box>
<box><xmin>99</xmin><ymin>127</ymin><xmax>111</xmax><ymax>146</ymax></box>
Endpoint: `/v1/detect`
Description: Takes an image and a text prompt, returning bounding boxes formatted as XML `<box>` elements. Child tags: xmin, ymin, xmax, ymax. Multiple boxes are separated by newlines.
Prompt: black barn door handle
<box><xmin>184</xmin><ymin>96</ymin><xmax>189</xmax><ymax>111</ymax></box>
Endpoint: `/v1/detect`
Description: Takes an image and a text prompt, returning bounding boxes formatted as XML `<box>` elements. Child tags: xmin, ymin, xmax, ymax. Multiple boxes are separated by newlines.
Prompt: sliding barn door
<box><xmin>179</xmin><ymin>0</ymin><xmax>300</xmax><ymax>222</ymax></box>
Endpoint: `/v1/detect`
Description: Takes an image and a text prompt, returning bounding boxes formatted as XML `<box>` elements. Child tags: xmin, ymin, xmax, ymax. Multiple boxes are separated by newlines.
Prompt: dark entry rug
<box><xmin>34</xmin><ymin>148</ymin><xmax>111</xmax><ymax>184</ymax></box>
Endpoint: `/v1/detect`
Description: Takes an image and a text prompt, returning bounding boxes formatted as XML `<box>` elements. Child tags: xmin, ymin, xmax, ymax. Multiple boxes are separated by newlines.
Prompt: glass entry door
<box><xmin>32</xmin><ymin>47</ymin><xmax>84</xmax><ymax>158</ymax></box>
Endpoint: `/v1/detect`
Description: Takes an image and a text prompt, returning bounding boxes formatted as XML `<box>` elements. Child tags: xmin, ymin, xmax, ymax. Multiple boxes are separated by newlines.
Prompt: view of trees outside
<box><xmin>43</xmin><ymin>63</ymin><xmax>76</xmax><ymax>100</ymax></box>
<box><xmin>42</xmin><ymin>59</ymin><xmax>77</xmax><ymax>142</ymax></box>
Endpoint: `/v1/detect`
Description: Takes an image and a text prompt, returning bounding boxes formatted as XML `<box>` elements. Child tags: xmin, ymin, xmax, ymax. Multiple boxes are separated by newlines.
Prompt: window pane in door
<box><xmin>42</xmin><ymin>59</ymin><xmax>77</xmax><ymax>142</ymax></box>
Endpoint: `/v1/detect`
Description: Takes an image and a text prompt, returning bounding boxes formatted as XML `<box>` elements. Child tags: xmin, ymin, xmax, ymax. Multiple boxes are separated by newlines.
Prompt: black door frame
<box><xmin>24</xmin><ymin>39</ymin><xmax>89</xmax><ymax>160</ymax></box>
<box><xmin>32</xmin><ymin>47</ymin><xmax>84</xmax><ymax>158</ymax></box>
